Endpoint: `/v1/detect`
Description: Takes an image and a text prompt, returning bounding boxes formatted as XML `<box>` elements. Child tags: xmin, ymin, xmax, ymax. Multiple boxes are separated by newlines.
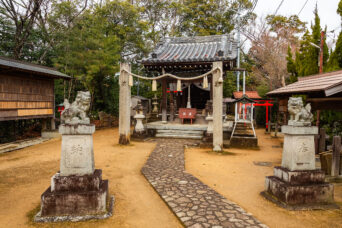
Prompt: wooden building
<box><xmin>0</xmin><ymin>56</ymin><xmax>70</xmax><ymax>126</ymax></box>
<box><xmin>267</xmin><ymin>70</ymin><xmax>342</xmax><ymax>125</ymax></box>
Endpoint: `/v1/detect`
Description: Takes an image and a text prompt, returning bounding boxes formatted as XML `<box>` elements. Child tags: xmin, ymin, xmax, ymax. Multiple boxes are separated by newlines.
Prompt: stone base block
<box><xmin>37</xmin><ymin>169</ymin><xmax>112</xmax><ymax>219</ymax></box>
<box><xmin>40</xmin><ymin>181</ymin><xmax>108</xmax><ymax>216</ymax></box>
<box><xmin>35</xmin><ymin>196</ymin><xmax>114</xmax><ymax>223</ymax></box>
<box><xmin>230</xmin><ymin>136</ymin><xmax>258</xmax><ymax>148</ymax></box>
<box><xmin>273</xmin><ymin>166</ymin><xmax>325</xmax><ymax>185</ymax></box>
<box><xmin>131</xmin><ymin>130</ymin><xmax>148</xmax><ymax>141</ymax></box>
<box><xmin>51</xmin><ymin>169</ymin><xmax>102</xmax><ymax>192</ymax></box>
<box><xmin>263</xmin><ymin>167</ymin><xmax>338</xmax><ymax>210</ymax></box>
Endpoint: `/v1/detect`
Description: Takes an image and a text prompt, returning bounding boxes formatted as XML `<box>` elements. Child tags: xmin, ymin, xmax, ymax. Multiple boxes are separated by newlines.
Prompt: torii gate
<box><xmin>118</xmin><ymin>62</ymin><xmax>224</xmax><ymax>151</ymax></box>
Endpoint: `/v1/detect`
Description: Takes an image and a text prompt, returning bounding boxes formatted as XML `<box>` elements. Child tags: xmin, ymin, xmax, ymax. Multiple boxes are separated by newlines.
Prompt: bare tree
<box><xmin>246</xmin><ymin>16</ymin><xmax>304</xmax><ymax>89</ymax></box>
<box><xmin>0</xmin><ymin>0</ymin><xmax>44</xmax><ymax>59</ymax></box>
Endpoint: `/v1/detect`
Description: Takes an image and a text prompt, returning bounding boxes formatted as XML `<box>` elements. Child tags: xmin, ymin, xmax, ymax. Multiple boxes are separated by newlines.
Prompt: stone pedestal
<box><xmin>59</xmin><ymin>124</ymin><xmax>95</xmax><ymax>176</ymax></box>
<box><xmin>262</xmin><ymin>125</ymin><xmax>338</xmax><ymax>210</ymax></box>
<box><xmin>35</xmin><ymin>124</ymin><xmax>113</xmax><ymax>222</ymax></box>
<box><xmin>281</xmin><ymin>125</ymin><xmax>317</xmax><ymax>171</ymax></box>
<box><xmin>263</xmin><ymin>167</ymin><xmax>336</xmax><ymax>210</ymax></box>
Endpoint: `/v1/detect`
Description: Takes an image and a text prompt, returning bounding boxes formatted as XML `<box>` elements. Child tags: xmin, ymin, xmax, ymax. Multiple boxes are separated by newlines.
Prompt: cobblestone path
<box><xmin>141</xmin><ymin>139</ymin><xmax>267</xmax><ymax>228</ymax></box>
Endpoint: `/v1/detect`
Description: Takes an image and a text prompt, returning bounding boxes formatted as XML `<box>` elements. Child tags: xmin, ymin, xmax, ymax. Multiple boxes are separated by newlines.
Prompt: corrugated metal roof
<box><xmin>142</xmin><ymin>34</ymin><xmax>237</xmax><ymax>64</ymax></box>
<box><xmin>0</xmin><ymin>56</ymin><xmax>70</xmax><ymax>79</ymax></box>
<box><xmin>267</xmin><ymin>70</ymin><xmax>342</xmax><ymax>97</ymax></box>
<box><xmin>233</xmin><ymin>91</ymin><xmax>261</xmax><ymax>99</ymax></box>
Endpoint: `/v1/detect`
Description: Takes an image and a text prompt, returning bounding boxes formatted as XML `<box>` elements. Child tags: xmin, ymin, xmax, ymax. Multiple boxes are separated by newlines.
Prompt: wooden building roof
<box><xmin>0</xmin><ymin>56</ymin><xmax>70</xmax><ymax>79</ymax></box>
<box><xmin>142</xmin><ymin>35</ymin><xmax>237</xmax><ymax>72</ymax></box>
<box><xmin>233</xmin><ymin>91</ymin><xmax>261</xmax><ymax>99</ymax></box>
<box><xmin>267</xmin><ymin>70</ymin><xmax>342</xmax><ymax>97</ymax></box>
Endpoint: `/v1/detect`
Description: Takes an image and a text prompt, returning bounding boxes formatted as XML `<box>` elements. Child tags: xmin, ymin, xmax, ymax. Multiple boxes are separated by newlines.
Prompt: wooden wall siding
<box><xmin>0</xmin><ymin>73</ymin><xmax>55</xmax><ymax>120</ymax></box>
<box><xmin>0</xmin><ymin>110</ymin><xmax>17</xmax><ymax>118</ymax></box>
<box><xmin>18</xmin><ymin>109</ymin><xmax>53</xmax><ymax>116</ymax></box>
<box><xmin>0</xmin><ymin>101</ymin><xmax>52</xmax><ymax>109</ymax></box>
<box><xmin>0</xmin><ymin>93</ymin><xmax>54</xmax><ymax>102</ymax></box>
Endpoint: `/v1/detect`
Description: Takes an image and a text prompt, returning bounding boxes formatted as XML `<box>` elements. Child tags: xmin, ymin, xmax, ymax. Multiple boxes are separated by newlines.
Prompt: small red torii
<box><xmin>253</xmin><ymin>100</ymin><xmax>274</xmax><ymax>129</ymax></box>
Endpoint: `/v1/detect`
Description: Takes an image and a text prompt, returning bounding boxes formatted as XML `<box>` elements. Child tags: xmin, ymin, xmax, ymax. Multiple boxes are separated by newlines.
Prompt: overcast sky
<box><xmin>253</xmin><ymin>0</ymin><xmax>341</xmax><ymax>45</ymax></box>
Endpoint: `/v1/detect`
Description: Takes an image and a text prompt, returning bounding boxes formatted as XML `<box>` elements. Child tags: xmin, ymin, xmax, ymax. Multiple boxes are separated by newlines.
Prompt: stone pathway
<box><xmin>141</xmin><ymin>139</ymin><xmax>267</xmax><ymax>228</ymax></box>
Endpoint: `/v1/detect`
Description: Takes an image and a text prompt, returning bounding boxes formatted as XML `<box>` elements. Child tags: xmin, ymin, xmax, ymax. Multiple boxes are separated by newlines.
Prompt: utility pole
<box><xmin>317</xmin><ymin>31</ymin><xmax>325</xmax><ymax>127</ymax></box>
<box><xmin>319</xmin><ymin>31</ymin><xmax>324</xmax><ymax>74</ymax></box>
<box><xmin>236</xmin><ymin>10</ymin><xmax>241</xmax><ymax>92</ymax></box>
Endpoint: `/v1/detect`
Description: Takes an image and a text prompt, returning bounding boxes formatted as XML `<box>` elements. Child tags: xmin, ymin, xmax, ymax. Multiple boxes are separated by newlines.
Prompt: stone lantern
<box><xmin>132</xmin><ymin>101</ymin><xmax>147</xmax><ymax>139</ymax></box>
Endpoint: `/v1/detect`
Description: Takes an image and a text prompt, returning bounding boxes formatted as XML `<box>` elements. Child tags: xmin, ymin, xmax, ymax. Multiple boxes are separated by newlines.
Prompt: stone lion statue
<box><xmin>288</xmin><ymin>97</ymin><xmax>313</xmax><ymax>126</ymax></box>
<box><xmin>61</xmin><ymin>91</ymin><xmax>91</xmax><ymax>125</ymax></box>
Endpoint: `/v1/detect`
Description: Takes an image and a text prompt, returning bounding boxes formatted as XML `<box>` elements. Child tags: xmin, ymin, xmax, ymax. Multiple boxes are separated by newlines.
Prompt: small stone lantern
<box><xmin>132</xmin><ymin>101</ymin><xmax>147</xmax><ymax>139</ymax></box>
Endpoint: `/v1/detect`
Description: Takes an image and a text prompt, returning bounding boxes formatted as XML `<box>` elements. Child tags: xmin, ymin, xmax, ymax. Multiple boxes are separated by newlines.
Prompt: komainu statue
<box><xmin>61</xmin><ymin>91</ymin><xmax>91</xmax><ymax>125</ymax></box>
<box><xmin>288</xmin><ymin>97</ymin><xmax>313</xmax><ymax>126</ymax></box>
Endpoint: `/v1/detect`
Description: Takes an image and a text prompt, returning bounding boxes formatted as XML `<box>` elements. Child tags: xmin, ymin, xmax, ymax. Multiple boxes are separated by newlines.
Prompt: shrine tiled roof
<box><xmin>142</xmin><ymin>34</ymin><xmax>237</xmax><ymax>65</ymax></box>
<box><xmin>0</xmin><ymin>56</ymin><xmax>70</xmax><ymax>79</ymax></box>
<box><xmin>233</xmin><ymin>91</ymin><xmax>261</xmax><ymax>99</ymax></box>
<box><xmin>267</xmin><ymin>70</ymin><xmax>342</xmax><ymax>97</ymax></box>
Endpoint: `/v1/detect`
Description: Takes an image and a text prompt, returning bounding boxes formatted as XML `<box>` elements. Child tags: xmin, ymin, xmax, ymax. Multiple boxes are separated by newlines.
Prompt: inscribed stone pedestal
<box><xmin>59</xmin><ymin>124</ymin><xmax>95</xmax><ymax>176</ymax></box>
<box><xmin>281</xmin><ymin>125</ymin><xmax>318</xmax><ymax>171</ymax></box>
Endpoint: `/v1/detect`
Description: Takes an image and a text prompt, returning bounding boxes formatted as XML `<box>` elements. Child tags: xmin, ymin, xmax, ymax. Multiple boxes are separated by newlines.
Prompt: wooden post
<box><xmin>161</xmin><ymin>78</ymin><xmax>167</xmax><ymax>123</ymax></box>
<box><xmin>331</xmin><ymin>136</ymin><xmax>341</xmax><ymax>177</ymax></box>
<box><xmin>316</xmin><ymin>110</ymin><xmax>320</xmax><ymax>127</ymax></box>
<box><xmin>119</xmin><ymin>62</ymin><xmax>131</xmax><ymax>145</ymax></box>
<box><xmin>42</xmin><ymin>118</ymin><xmax>47</xmax><ymax>131</ymax></box>
<box><xmin>274</xmin><ymin>112</ymin><xmax>279</xmax><ymax>137</ymax></box>
<box><xmin>212</xmin><ymin>62</ymin><xmax>223</xmax><ymax>151</ymax></box>
<box><xmin>210</xmin><ymin>77</ymin><xmax>213</xmax><ymax>100</ymax></box>
<box><xmin>50</xmin><ymin>118</ymin><xmax>56</xmax><ymax>130</ymax></box>
<box><xmin>319</xmin><ymin>128</ymin><xmax>326</xmax><ymax>153</ymax></box>
<box><xmin>170</xmin><ymin>92</ymin><xmax>174</xmax><ymax>122</ymax></box>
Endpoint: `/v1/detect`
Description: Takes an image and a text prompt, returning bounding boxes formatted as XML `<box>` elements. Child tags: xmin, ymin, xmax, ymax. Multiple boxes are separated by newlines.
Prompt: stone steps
<box><xmin>155</xmin><ymin>128</ymin><xmax>204</xmax><ymax>139</ymax></box>
<box><xmin>155</xmin><ymin>133</ymin><xmax>203</xmax><ymax>139</ymax></box>
<box><xmin>157</xmin><ymin>129</ymin><xmax>203</xmax><ymax>135</ymax></box>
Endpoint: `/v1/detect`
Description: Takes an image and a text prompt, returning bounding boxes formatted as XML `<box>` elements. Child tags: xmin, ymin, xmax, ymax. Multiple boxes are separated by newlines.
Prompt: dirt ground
<box><xmin>186</xmin><ymin>129</ymin><xmax>342</xmax><ymax>228</ymax></box>
<box><xmin>0</xmin><ymin>128</ymin><xmax>182</xmax><ymax>228</ymax></box>
<box><xmin>1</xmin><ymin>127</ymin><xmax>342</xmax><ymax>228</ymax></box>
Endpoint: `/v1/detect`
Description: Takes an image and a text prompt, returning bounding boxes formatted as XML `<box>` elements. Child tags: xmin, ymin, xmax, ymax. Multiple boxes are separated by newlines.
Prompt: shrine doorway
<box><xmin>177</xmin><ymin>84</ymin><xmax>210</xmax><ymax>110</ymax></box>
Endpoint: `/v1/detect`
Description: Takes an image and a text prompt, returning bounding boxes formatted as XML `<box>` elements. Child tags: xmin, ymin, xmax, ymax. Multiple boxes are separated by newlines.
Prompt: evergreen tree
<box><xmin>176</xmin><ymin>0</ymin><xmax>254</xmax><ymax>36</ymax></box>
<box><xmin>291</xmin><ymin>5</ymin><xmax>328</xmax><ymax>77</ymax></box>
<box><xmin>327</xmin><ymin>0</ymin><xmax>342</xmax><ymax>71</ymax></box>
<box><xmin>286</xmin><ymin>46</ymin><xmax>297</xmax><ymax>82</ymax></box>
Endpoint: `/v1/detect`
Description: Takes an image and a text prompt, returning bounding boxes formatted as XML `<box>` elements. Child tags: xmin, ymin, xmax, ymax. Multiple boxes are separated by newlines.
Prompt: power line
<box><xmin>273</xmin><ymin>0</ymin><xmax>285</xmax><ymax>15</ymax></box>
<box><xmin>298</xmin><ymin>0</ymin><xmax>310</xmax><ymax>16</ymax></box>
<box><xmin>257</xmin><ymin>0</ymin><xmax>285</xmax><ymax>39</ymax></box>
